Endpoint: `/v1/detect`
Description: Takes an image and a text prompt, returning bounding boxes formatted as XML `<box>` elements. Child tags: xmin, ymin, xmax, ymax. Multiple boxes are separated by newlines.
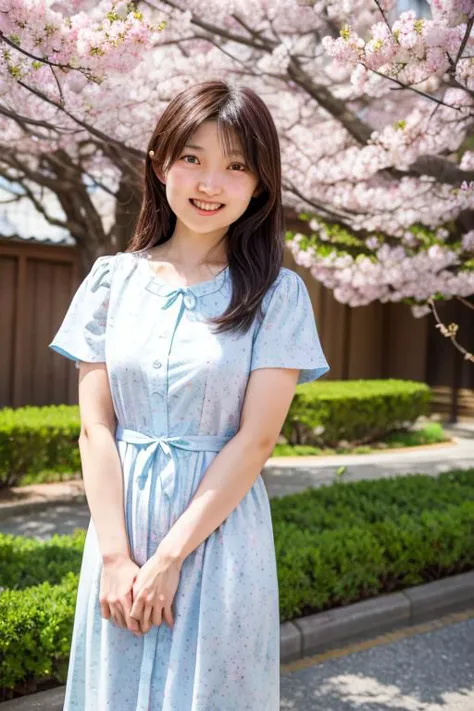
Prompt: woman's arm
<box><xmin>157</xmin><ymin>366</ymin><xmax>300</xmax><ymax>565</ymax></box>
<box><xmin>78</xmin><ymin>362</ymin><xmax>144</xmax><ymax>634</ymax></box>
<box><xmin>77</xmin><ymin>362</ymin><xmax>129</xmax><ymax>562</ymax></box>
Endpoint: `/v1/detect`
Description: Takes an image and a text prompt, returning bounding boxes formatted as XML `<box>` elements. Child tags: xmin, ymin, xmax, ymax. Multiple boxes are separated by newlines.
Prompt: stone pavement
<box><xmin>280</xmin><ymin>611</ymin><xmax>474</xmax><ymax>710</ymax></box>
<box><xmin>2</xmin><ymin>610</ymin><xmax>473</xmax><ymax>710</ymax></box>
<box><xmin>0</xmin><ymin>424</ymin><xmax>472</xmax><ymax>539</ymax></box>
<box><xmin>265</xmin><ymin>430</ymin><xmax>473</xmax><ymax>499</ymax></box>
<box><xmin>0</xmin><ymin>502</ymin><xmax>90</xmax><ymax>538</ymax></box>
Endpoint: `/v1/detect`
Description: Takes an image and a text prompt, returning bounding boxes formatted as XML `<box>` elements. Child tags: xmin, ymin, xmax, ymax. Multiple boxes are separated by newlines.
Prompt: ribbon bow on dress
<box><xmin>115</xmin><ymin>425</ymin><xmax>231</xmax><ymax>499</ymax></box>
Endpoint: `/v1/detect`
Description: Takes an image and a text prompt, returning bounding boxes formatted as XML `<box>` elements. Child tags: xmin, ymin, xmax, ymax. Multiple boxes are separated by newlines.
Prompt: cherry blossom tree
<box><xmin>0</xmin><ymin>0</ymin><xmax>473</xmax><ymax>358</ymax></box>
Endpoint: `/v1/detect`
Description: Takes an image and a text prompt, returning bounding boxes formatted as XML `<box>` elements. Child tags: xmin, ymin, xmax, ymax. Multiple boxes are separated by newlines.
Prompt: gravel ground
<box><xmin>280</xmin><ymin>615</ymin><xmax>474</xmax><ymax>710</ymax></box>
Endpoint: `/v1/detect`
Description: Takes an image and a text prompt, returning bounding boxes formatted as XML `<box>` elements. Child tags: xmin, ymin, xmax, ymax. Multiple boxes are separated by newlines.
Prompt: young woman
<box><xmin>49</xmin><ymin>80</ymin><xmax>330</xmax><ymax>710</ymax></box>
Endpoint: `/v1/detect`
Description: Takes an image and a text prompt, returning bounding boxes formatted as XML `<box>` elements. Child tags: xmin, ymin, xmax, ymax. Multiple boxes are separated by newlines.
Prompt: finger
<box><xmin>100</xmin><ymin>600</ymin><xmax>111</xmax><ymax>620</ymax></box>
<box><xmin>163</xmin><ymin>604</ymin><xmax>174</xmax><ymax>629</ymax></box>
<box><xmin>141</xmin><ymin>603</ymin><xmax>153</xmax><ymax>634</ymax></box>
<box><xmin>151</xmin><ymin>603</ymin><xmax>163</xmax><ymax>627</ymax></box>
<box><xmin>110</xmin><ymin>605</ymin><xmax>127</xmax><ymax>629</ymax></box>
<box><xmin>130</xmin><ymin>594</ymin><xmax>146</xmax><ymax>621</ymax></box>
<box><xmin>122</xmin><ymin>594</ymin><xmax>142</xmax><ymax>636</ymax></box>
<box><xmin>118</xmin><ymin>596</ymin><xmax>134</xmax><ymax>630</ymax></box>
<box><xmin>126</xmin><ymin>614</ymin><xmax>143</xmax><ymax>636</ymax></box>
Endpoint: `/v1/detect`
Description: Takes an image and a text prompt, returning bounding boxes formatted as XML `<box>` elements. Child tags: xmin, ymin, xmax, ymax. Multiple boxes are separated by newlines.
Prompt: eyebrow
<box><xmin>184</xmin><ymin>143</ymin><xmax>244</xmax><ymax>158</ymax></box>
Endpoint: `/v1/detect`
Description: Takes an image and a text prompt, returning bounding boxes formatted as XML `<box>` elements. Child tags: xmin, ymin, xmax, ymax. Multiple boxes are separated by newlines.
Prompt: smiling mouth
<box><xmin>189</xmin><ymin>199</ymin><xmax>224</xmax><ymax>212</ymax></box>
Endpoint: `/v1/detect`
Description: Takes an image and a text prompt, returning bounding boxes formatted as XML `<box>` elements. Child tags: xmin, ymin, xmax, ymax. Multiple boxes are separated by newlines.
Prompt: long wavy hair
<box><xmin>126</xmin><ymin>80</ymin><xmax>285</xmax><ymax>335</ymax></box>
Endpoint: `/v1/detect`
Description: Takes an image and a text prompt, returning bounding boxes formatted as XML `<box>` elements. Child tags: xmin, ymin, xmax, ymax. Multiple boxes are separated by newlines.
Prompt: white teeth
<box><xmin>192</xmin><ymin>199</ymin><xmax>222</xmax><ymax>211</ymax></box>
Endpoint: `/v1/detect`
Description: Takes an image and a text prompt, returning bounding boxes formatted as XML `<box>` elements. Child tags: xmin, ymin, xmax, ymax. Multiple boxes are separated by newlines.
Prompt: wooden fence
<box><xmin>1</xmin><ymin>237</ymin><xmax>472</xmax><ymax>417</ymax></box>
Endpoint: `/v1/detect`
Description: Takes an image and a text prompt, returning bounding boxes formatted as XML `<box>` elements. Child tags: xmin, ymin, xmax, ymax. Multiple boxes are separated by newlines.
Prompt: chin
<box><xmin>177</xmin><ymin>218</ymin><xmax>226</xmax><ymax>235</ymax></box>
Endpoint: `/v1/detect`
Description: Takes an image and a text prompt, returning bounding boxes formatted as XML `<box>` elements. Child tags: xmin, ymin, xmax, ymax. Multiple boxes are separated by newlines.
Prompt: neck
<box><xmin>162</xmin><ymin>228</ymin><xmax>229</xmax><ymax>268</ymax></box>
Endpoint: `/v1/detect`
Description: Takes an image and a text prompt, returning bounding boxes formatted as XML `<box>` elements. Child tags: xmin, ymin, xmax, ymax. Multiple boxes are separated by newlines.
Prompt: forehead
<box><xmin>186</xmin><ymin>121</ymin><xmax>244</xmax><ymax>157</ymax></box>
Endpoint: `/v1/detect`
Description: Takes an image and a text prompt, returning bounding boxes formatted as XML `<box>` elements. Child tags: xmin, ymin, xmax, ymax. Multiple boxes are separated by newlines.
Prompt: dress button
<box><xmin>153</xmin><ymin>360</ymin><xmax>162</xmax><ymax>369</ymax></box>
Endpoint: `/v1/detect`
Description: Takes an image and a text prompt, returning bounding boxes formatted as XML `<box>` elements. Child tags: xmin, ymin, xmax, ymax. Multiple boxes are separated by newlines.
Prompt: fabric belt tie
<box><xmin>115</xmin><ymin>425</ymin><xmax>232</xmax><ymax>499</ymax></box>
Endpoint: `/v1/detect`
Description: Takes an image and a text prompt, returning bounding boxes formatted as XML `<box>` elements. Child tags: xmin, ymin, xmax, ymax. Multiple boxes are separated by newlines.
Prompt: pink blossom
<box><xmin>0</xmin><ymin>0</ymin><xmax>473</xmax><ymax>310</ymax></box>
<box><xmin>462</xmin><ymin>231</ymin><xmax>474</xmax><ymax>252</ymax></box>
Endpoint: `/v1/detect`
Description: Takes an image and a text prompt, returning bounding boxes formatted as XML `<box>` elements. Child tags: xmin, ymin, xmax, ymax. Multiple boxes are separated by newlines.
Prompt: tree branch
<box><xmin>16</xmin><ymin>79</ymin><xmax>146</xmax><ymax>159</ymax></box>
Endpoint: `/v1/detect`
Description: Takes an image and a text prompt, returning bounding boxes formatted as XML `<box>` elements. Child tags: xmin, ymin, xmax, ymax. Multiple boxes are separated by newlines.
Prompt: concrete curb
<box><xmin>0</xmin><ymin>688</ymin><xmax>64</xmax><ymax>710</ymax></box>
<box><xmin>1</xmin><ymin>571</ymin><xmax>473</xmax><ymax>709</ymax></box>
<box><xmin>280</xmin><ymin>570</ymin><xmax>474</xmax><ymax>663</ymax></box>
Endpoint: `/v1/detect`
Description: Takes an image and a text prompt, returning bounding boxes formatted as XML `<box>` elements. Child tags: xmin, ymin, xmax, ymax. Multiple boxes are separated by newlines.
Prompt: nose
<box><xmin>198</xmin><ymin>178</ymin><xmax>223</xmax><ymax>197</ymax></box>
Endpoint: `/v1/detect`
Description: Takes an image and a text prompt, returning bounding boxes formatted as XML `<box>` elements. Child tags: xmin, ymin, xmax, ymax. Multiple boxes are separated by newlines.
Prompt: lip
<box><xmin>189</xmin><ymin>198</ymin><xmax>224</xmax><ymax>216</ymax></box>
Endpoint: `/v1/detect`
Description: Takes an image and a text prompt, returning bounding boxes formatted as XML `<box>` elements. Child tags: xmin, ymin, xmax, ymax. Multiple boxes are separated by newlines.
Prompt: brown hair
<box><xmin>126</xmin><ymin>80</ymin><xmax>285</xmax><ymax>335</ymax></box>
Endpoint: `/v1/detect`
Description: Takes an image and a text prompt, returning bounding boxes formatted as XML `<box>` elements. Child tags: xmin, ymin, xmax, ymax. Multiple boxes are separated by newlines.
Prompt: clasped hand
<box><xmin>99</xmin><ymin>550</ymin><xmax>182</xmax><ymax>635</ymax></box>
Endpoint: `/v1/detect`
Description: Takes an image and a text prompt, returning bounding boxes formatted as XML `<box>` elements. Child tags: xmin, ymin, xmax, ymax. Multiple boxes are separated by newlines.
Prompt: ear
<box><xmin>151</xmin><ymin>164</ymin><xmax>166</xmax><ymax>184</ymax></box>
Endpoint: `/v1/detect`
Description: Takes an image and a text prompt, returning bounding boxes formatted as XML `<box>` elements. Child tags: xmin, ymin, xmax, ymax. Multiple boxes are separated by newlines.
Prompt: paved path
<box><xmin>1</xmin><ymin>430</ymin><xmax>473</xmax><ymax>539</ymax></box>
<box><xmin>280</xmin><ymin>613</ymin><xmax>474</xmax><ymax>710</ymax></box>
<box><xmin>0</xmin><ymin>502</ymin><xmax>90</xmax><ymax>538</ymax></box>
<box><xmin>2</xmin><ymin>611</ymin><xmax>473</xmax><ymax>709</ymax></box>
<box><xmin>266</xmin><ymin>434</ymin><xmax>473</xmax><ymax>498</ymax></box>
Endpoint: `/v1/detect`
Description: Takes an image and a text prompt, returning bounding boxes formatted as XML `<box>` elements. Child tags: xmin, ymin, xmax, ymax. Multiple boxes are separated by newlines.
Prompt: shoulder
<box><xmin>257</xmin><ymin>268</ymin><xmax>311</xmax><ymax>322</ymax></box>
<box><xmin>87</xmin><ymin>251</ymin><xmax>148</xmax><ymax>293</ymax></box>
<box><xmin>93</xmin><ymin>250</ymin><xmax>144</xmax><ymax>272</ymax></box>
<box><xmin>86</xmin><ymin>253</ymin><xmax>121</xmax><ymax>290</ymax></box>
<box><xmin>265</xmin><ymin>267</ymin><xmax>305</xmax><ymax>301</ymax></box>
<box><xmin>277</xmin><ymin>266</ymin><xmax>304</xmax><ymax>286</ymax></box>
<box><xmin>89</xmin><ymin>253</ymin><xmax>117</xmax><ymax>273</ymax></box>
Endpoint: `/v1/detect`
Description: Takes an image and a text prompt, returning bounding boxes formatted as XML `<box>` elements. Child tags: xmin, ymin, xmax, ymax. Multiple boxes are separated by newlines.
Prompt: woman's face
<box><xmin>158</xmin><ymin>120</ymin><xmax>260</xmax><ymax>240</ymax></box>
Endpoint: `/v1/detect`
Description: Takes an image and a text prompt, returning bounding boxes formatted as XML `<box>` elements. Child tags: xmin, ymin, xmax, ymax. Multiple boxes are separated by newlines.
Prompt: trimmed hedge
<box><xmin>282</xmin><ymin>378</ymin><xmax>431</xmax><ymax>446</ymax></box>
<box><xmin>275</xmin><ymin>501</ymin><xmax>474</xmax><ymax>619</ymax></box>
<box><xmin>0</xmin><ymin>380</ymin><xmax>431</xmax><ymax>488</ymax></box>
<box><xmin>0</xmin><ymin>530</ymin><xmax>84</xmax><ymax>592</ymax></box>
<box><xmin>0</xmin><ymin>574</ymin><xmax>78</xmax><ymax>694</ymax></box>
<box><xmin>0</xmin><ymin>406</ymin><xmax>81</xmax><ymax>488</ymax></box>
<box><xmin>270</xmin><ymin>468</ymin><xmax>474</xmax><ymax>532</ymax></box>
<box><xmin>1</xmin><ymin>468</ymin><xmax>474</xmax><ymax>696</ymax></box>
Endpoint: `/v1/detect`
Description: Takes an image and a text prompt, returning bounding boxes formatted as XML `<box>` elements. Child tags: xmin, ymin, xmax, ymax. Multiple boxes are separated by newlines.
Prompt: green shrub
<box><xmin>0</xmin><ymin>379</ymin><xmax>431</xmax><ymax>487</ymax></box>
<box><xmin>0</xmin><ymin>530</ymin><xmax>85</xmax><ymax>591</ymax></box>
<box><xmin>269</xmin><ymin>469</ymin><xmax>474</xmax><ymax>533</ymax></box>
<box><xmin>1</xmin><ymin>468</ymin><xmax>473</xmax><ymax>693</ymax></box>
<box><xmin>284</xmin><ymin>379</ymin><xmax>431</xmax><ymax>446</ymax></box>
<box><xmin>275</xmin><ymin>500</ymin><xmax>474</xmax><ymax>619</ymax></box>
<box><xmin>0</xmin><ymin>406</ymin><xmax>81</xmax><ymax>488</ymax></box>
<box><xmin>0</xmin><ymin>574</ymin><xmax>78</xmax><ymax>696</ymax></box>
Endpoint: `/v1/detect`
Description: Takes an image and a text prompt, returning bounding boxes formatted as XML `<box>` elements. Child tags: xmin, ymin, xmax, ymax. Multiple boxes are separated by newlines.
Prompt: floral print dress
<box><xmin>49</xmin><ymin>250</ymin><xmax>330</xmax><ymax>710</ymax></box>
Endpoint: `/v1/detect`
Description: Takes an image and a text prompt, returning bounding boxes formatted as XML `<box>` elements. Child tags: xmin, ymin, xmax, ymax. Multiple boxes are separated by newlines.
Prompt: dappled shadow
<box><xmin>0</xmin><ymin>488</ymin><xmax>37</xmax><ymax>503</ymax></box>
<box><xmin>263</xmin><ymin>443</ymin><xmax>474</xmax><ymax>499</ymax></box>
<box><xmin>281</xmin><ymin>617</ymin><xmax>474</xmax><ymax>710</ymax></box>
<box><xmin>0</xmin><ymin>502</ymin><xmax>90</xmax><ymax>539</ymax></box>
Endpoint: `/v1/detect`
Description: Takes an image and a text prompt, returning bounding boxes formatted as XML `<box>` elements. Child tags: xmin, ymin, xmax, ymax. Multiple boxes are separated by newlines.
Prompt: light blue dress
<box><xmin>49</xmin><ymin>250</ymin><xmax>330</xmax><ymax>711</ymax></box>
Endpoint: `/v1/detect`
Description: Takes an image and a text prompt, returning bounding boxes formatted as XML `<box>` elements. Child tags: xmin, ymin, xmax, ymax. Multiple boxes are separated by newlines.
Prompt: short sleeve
<box><xmin>48</xmin><ymin>255</ymin><xmax>115</xmax><ymax>366</ymax></box>
<box><xmin>250</xmin><ymin>269</ymin><xmax>330</xmax><ymax>385</ymax></box>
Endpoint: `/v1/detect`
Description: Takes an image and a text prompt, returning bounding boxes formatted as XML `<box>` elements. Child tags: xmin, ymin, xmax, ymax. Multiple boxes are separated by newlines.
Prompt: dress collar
<box><xmin>132</xmin><ymin>253</ymin><xmax>230</xmax><ymax>299</ymax></box>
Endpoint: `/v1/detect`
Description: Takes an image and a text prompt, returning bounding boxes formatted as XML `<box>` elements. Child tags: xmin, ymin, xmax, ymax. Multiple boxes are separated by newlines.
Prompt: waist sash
<box><xmin>115</xmin><ymin>425</ymin><xmax>232</xmax><ymax>499</ymax></box>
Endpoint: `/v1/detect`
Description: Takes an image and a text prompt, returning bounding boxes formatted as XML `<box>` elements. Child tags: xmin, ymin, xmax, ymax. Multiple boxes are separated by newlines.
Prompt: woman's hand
<box><xmin>129</xmin><ymin>548</ymin><xmax>182</xmax><ymax>634</ymax></box>
<box><xmin>99</xmin><ymin>554</ymin><xmax>143</xmax><ymax>636</ymax></box>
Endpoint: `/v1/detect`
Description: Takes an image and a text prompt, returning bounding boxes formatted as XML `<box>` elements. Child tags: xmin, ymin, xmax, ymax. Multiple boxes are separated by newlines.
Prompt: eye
<box><xmin>181</xmin><ymin>155</ymin><xmax>199</xmax><ymax>164</ymax></box>
<box><xmin>230</xmin><ymin>162</ymin><xmax>247</xmax><ymax>171</ymax></box>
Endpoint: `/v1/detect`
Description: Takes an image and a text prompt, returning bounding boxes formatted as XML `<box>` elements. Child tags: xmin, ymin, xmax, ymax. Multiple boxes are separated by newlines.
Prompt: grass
<box><xmin>271</xmin><ymin>422</ymin><xmax>450</xmax><ymax>457</ymax></box>
<box><xmin>17</xmin><ymin>470</ymin><xmax>81</xmax><ymax>487</ymax></box>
